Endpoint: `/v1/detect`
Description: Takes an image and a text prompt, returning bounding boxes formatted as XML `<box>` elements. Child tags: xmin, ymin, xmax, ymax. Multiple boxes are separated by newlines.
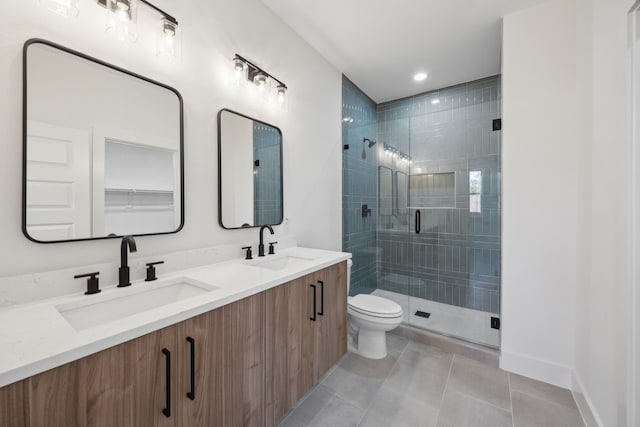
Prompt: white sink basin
<box><xmin>56</xmin><ymin>277</ymin><xmax>218</xmax><ymax>331</ymax></box>
<box><xmin>246</xmin><ymin>254</ymin><xmax>315</xmax><ymax>271</ymax></box>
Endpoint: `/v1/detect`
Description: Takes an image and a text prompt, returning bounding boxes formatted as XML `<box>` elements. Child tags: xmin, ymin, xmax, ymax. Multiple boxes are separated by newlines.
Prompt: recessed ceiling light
<box><xmin>431</xmin><ymin>98</ymin><xmax>440</xmax><ymax>105</ymax></box>
<box><xmin>413</xmin><ymin>72</ymin><xmax>427</xmax><ymax>81</ymax></box>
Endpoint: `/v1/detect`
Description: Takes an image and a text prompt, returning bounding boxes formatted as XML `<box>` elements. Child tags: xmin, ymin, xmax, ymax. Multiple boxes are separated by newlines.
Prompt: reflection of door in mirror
<box><xmin>221</xmin><ymin>112</ymin><xmax>255</xmax><ymax>227</ymax></box>
<box><xmin>378</xmin><ymin>166</ymin><xmax>393</xmax><ymax>216</ymax></box>
<box><xmin>25</xmin><ymin>121</ymin><xmax>91</xmax><ymax>241</ymax></box>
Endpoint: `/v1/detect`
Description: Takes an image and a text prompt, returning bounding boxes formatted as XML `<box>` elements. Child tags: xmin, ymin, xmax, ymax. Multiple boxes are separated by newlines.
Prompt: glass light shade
<box><xmin>232</xmin><ymin>57</ymin><xmax>247</xmax><ymax>87</ymax></box>
<box><xmin>156</xmin><ymin>19</ymin><xmax>182</xmax><ymax>61</ymax></box>
<box><xmin>276</xmin><ymin>84</ymin><xmax>288</xmax><ymax>111</ymax></box>
<box><xmin>39</xmin><ymin>0</ymin><xmax>79</xmax><ymax>17</ymax></box>
<box><xmin>253</xmin><ymin>73</ymin><xmax>268</xmax><ymax>91</ymax></box>
<box><xmin>105</xmin><ymin>0</ymin><xmax>139</xmax><ymax>42</ymax></box>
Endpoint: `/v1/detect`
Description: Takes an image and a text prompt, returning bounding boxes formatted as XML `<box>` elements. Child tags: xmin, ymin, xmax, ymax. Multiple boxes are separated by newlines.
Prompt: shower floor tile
<box><xmin>276</xmin><ymin>332</ymin><xmax>585</xmax><ymax>427</ymax></box>
<box><xmin>372</xmin><ymin>289</ymin><xmax>500</xmax><ymax>347</ymax></box>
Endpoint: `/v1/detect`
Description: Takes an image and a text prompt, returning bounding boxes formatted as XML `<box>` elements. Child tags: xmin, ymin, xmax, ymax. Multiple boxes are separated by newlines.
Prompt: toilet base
<box><xmin>355</xmin><ymin>328</ymin><xmax>388</xmax><ymax>359</ymax></box>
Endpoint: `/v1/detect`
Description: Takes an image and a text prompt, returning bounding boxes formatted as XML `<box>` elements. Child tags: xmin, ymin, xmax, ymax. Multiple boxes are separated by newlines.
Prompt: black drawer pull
<box><xmin>415</xmin><ymin>209</ymin><xmax>421</xmax><ymax>234</ymax></box>
<box><xmin>162</xmin><ymin>348</ymin><xmax>171</xmax><ymax>418</ymax></box>
<box><xmin>186</xmin><ymin>337</ymin><xmax>195</xmax><ymax>400</ymax></box>
<box><xmin>310</xmin><ymin>284</ymin><xmax>317</xmax><ymax>321</ymax></box>
<box><xmin>318</xmin><ymin>280</ymin><xmax>324</xmax><ymax>316</ymax></box>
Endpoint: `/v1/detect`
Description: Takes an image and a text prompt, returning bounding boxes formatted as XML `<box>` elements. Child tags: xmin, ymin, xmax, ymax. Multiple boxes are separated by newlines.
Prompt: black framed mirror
<box><xmin>22</xmin><ymin>39</ymin><xmax>184</xmax><ymax>243</ymax></box>
<box><xmin>217</xmin><ymin>109</ymin><xmax>283</xmax><ymax>229</ymax></box>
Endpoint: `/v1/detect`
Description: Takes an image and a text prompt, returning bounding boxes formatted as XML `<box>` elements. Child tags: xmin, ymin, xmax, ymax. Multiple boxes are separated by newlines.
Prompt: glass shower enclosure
<box><xmin>343</xmin><ymin>75</ymin><xmax>502</xmax><ymax>348</ymax></box>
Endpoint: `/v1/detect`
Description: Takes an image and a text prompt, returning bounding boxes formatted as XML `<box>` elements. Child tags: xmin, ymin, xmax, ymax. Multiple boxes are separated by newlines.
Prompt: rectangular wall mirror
<box><xmin>23</xmin><ymin>39</ymin><xmax>184</xmax><ymax>243</ymax></box>
<box><xmin>218</xmin><ymin>109</ymin><xmax>283</xmax><ymax>229</ymax></box>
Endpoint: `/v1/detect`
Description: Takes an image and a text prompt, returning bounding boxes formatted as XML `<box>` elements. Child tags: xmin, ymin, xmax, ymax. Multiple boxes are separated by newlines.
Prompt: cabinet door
<box><xmin>83</xmin><ymin>342</ymin><xmax>130</xmax><ymax>427</ymax></box>
<box><xmin>0</xmin><ymin>379</ymin><xmax>29</xmax><ymax>427</ymax></box>
<box><xmin>125</xmin><ymin>324</ymin><xmax>178</xmax><ymax>427</ymax></box>
<box><xmin>223</xmin><ymin>293</ymin><xmax>265</xmax><ymax>427</ymax></box>
<box><xmin>313</xmin><ymin>261</ymin><xmax>348</xmax><ymax>382</ymax></box>
<box><xmin>178</xmin><ymin>307</ymin><xmax>224</xmax><ymax>427</ymax></box>
<box><xmin>29</xmin><ymin>360</ymin><xmax>86</xmax><ymax>426</ymax></box>
<box><xmin>265</xmin><ymin>273</ymin><xmax>316</xmax><ymax>426</ymax></box>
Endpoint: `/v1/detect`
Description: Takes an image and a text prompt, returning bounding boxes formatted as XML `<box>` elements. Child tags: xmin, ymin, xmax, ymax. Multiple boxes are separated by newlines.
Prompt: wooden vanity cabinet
<box><xmin>0</xmin><ymin>293</ymin><xmax>264</xmax><ymax>427</ymax></box>
<box><xmin>265</xmin><ymin>261</ymin><xmax>347</xmax><ymax>426</ymax></box>
<box><xmin>0</xmin><ymin>261</ymin><xmax>346</xmax><ymax>427</ymax></box>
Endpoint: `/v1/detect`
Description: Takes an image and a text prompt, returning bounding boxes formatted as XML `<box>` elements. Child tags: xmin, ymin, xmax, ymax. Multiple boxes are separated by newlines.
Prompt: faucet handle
<box><xmin>242</xmin><ymin>246</ymin><xmax>253</xmax><ymax>260</ymax></box>
<box><xmin>74</xmin><ymin>272</ymin><xmax>101</xmax><ymax>295</ymax></box>
<box><xmin>145</xmin><ymin>261</ymin><xmax>165</xmax><ymax>282</ymax></box>
<box><xmin>268</xmin><ymin>242</ymin><xmax>278</xmax><ymax>255</ymax></box>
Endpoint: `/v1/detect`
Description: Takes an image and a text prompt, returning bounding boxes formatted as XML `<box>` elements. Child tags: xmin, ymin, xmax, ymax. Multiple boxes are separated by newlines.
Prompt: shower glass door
<box><xmin>377</xmin><ymin>77</ymin><xmax>502</xmax><ymax>348</ymax></box>
<box><xmin>406</xmin><ymin>78</ymin><xmax>502</xmax><ymax>348</ymax></box>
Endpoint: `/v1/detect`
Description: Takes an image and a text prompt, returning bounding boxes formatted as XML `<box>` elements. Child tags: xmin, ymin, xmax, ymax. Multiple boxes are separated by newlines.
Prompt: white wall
<box><xmin>503</xmin><ymin>0</ymin><xmax>635</xmax><ymax>425</ymax></box>
<box><xmin>576</xmin><ymin>0</ymin><xmax>634</xmax><ymax>425</ymax></box>
<box><xmin>501</xmin><ymin>0</ymin><xmax>586</xmax><ymax>388</ymax></box>
<box><xmin>0</xmin><ymin>0</ymin><xmax>342</xmax><ymax>277</ymax></box>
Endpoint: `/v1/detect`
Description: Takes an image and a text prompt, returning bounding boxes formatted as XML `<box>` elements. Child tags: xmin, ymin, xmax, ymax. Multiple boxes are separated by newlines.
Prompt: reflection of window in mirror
<box><xmin>469</xmin><ymin>170</ymin><xmax>482</xmax><ymax>213</ymax></box>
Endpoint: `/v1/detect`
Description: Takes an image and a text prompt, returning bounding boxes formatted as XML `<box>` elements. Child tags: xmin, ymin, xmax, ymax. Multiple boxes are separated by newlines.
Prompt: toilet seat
<box><xmin>348</xmin><ymin>294</ymin><xmax>402</xmax><ymax>318</ymax></box>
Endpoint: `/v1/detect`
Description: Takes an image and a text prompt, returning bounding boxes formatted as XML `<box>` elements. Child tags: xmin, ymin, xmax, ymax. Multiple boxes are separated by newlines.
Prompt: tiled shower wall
<box><xmin>342</xmin><ymin>76</ymin><xmax>378</xmax><ymax>296</ymax></box>
<box><xmin>377</xmin><ymin>76</ymin><xmax>502</xmax><ymax>313</ymax></box>
<box><xmin>254</xmin><ymin>122</ymin><xmax>282</xmax><ymax>225</ymax></box>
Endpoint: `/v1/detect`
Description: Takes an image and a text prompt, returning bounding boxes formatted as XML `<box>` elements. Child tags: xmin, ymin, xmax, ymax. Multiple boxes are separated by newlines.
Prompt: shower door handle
<box><xmin>415</xmin><ymin>210</ymin><xmax>421</xmax><ymax>234</ymax></box>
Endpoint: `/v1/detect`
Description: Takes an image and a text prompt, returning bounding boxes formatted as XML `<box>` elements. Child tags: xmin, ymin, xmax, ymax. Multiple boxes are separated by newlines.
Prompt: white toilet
<box><xmin>347</xmin><ymin>260</ymin><xmax>403</xmax><ymax>359</ymax></box>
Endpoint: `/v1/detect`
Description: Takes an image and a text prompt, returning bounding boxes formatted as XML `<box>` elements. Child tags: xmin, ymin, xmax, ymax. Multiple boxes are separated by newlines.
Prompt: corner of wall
<box><xmin>571</xmin><ymin>370</ymin><xmax>604</xmax><ymax>427</ymax></box>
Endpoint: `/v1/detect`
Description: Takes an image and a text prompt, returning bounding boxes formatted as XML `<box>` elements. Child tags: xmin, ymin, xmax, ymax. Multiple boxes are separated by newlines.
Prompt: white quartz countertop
<box><xmin>0</xmin><ymin>247</ymin><xmax>351</xmax><ymax>388</ymax></box>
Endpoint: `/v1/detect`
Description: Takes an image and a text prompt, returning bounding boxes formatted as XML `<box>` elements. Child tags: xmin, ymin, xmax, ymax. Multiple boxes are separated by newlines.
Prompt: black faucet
<box><xmin>118</xmin><ymin>235</ymin><xmax>137</xmax><ymax>287</ymax></box>
<box><xmin>258</xmin><ymin>225</ymin><xmax>274</xmax><ymax>257</ymax></box>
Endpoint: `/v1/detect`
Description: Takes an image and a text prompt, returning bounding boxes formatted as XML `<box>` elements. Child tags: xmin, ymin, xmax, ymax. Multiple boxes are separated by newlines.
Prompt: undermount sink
<box><xmin>246</xmin><ymin>254</ymin><xmax>316</xmax><ymax>271</ymax></box>
<box><xmin>56</xmin><ymin>277</ymin><xmax>219</xmax><ymax>331</ymax></box>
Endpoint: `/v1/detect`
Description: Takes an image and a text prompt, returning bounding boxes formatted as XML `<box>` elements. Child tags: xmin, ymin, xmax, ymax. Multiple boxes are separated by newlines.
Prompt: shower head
<box><xmin>363</xmin><ymin>138</ymin><xmax>377</xmax><ymax>148</ymax></box>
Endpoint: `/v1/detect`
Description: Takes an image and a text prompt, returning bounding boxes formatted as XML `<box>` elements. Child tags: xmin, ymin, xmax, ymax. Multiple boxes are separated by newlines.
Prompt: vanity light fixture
<box><xmin>100</xmin><ymin>0</ymin><xmax>139</xmax><ymax>42</ymax></box>
<box><xmin>39</xmin><ymin>0</ymin><xmax>80</xmax><ymax>18</ymax></box>
<box><xmin>96</xmin><ymin>0</ymin><xmax>181</xmax><ymax>59</ymax></box>
<box><xmin>383</xmin><ymin>142</ymin><xmax>411</xmax><ymax>164</ymax></box>
<box><xmin>233</xmin><ymin>54</ymin><xmax>288</xmax><ymax>109</ymax></box>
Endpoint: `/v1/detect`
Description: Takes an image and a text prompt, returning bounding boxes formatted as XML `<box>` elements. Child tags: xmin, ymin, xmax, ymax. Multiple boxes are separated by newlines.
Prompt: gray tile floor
<box><xmin>277</xmin><ymin>331</ymin><xmax>585</xmax><ymax>427</ymax></box>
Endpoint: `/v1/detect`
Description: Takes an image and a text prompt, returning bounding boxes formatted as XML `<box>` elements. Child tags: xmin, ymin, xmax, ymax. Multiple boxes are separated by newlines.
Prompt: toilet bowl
<box><xmin>346</xmin><ymin>260</ymin><xmax>403</xmax><ymax>359</ymax></box>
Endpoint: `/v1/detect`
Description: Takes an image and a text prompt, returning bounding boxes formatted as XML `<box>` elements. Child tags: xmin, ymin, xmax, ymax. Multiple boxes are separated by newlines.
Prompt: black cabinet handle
<box><xmin>186</xmin><ymin>337</ymin><xmax>195</xmax><ymax>400</ymax></box>
<box><xmin>162</xmin><ymin>348</ymin><xmax>171</xmax><ymax>418</ymax></box>
<box><xmin>310</xmin><ymin>284</ymin><xmax>317</xmax><ymax>321</ymax></box>
<box><xmin>415</xmin><ymin>210</ymin><xmax>421</xmax><ymax>234</ymax></box>
<box><xmin>317</xmin><ymin>280</ymin><xmax>324</xmax><ymax>316</ymax></box>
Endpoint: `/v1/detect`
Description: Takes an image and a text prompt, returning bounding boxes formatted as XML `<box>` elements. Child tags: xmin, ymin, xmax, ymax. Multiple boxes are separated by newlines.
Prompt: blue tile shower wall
<box><xmin>254</xmin><ymin>123</ymin><xmax>282</xmax><ymax>225</ymax></box>
<box><xmin>342</xmin><ymin>76</ymin><xmax>378</xmax><ymax>296</ymax></box>
<box><xmin>377</xmin><ymin>76</ymin><xmax>502</xmax><ymax>313</ymax></box>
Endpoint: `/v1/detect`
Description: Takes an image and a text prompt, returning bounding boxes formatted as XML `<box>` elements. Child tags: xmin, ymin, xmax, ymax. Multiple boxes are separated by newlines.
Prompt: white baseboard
<box><xmin>500</xmin><ymin>350</ymin><xmax>603</xmax><ymax>426</ymax></box>
<box><xmin>571</xmin><ymin>371</ymin><xmax>603</xmax><ymax>427</ymax></box>
<box><xmin>499</xmin><ymin>349</ymin><xmax>573</xmax><ymax>388</ymax></box>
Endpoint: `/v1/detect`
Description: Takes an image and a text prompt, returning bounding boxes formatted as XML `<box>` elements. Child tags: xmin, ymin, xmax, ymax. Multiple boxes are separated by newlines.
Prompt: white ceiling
<box><xmin>262</xmin><ymin>0</ymin><xmax>550</xmax><ymax>103</ymax></box>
